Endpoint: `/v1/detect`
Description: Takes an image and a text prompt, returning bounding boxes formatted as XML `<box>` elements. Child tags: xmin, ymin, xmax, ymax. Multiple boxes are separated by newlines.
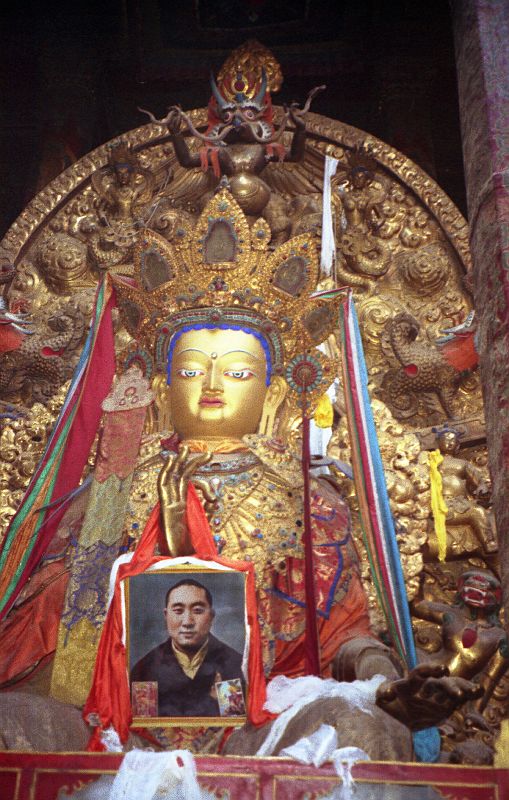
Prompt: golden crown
<box><xmin>113</xmin><ymin>189</ymin><xmax>338</xmax><ymax>395</ymax></box>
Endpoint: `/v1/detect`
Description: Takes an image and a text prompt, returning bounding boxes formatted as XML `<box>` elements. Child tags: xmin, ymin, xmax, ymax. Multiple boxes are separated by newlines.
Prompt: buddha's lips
<box><xmin>199</xmin><ymin>397</ymin><xmax>225</xmax><ymax>407</ymax></box>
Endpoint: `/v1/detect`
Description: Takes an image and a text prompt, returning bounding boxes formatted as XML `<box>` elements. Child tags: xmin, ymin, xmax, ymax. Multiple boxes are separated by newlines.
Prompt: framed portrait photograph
<box><xmin>125</xmin><ymin>565</ymin><xmax>248</xmax><ymax>727</ymax></box>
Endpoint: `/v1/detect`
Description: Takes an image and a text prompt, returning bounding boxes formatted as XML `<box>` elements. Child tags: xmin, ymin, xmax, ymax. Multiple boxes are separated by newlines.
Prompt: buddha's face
<box><xmin>167</xmin><ymin>327</ymin><xmax>269</xmax><ymax>440</ymax></box>
<box><xmin>114</xmin><ymin>164</ymin><xmax>131</xmax><ymax>186</ymax></box>
<box><xmin>438</xmin><ymin>431</ymin><xmax>460</xmax><ymax>455</ymax></box>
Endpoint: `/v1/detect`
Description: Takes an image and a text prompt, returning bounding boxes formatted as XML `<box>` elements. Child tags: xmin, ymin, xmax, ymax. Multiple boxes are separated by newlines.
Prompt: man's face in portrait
<box><xmin>164</xmin><ymin>583</ymin><xmax>215</xmax><ymax>653</ymax></box>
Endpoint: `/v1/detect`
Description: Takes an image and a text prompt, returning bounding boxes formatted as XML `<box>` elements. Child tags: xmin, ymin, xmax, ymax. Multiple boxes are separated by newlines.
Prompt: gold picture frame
<box><xmin>125</xmin><ymin>564</ymin><xmax>248</xmax><ymax>727</ymax></box>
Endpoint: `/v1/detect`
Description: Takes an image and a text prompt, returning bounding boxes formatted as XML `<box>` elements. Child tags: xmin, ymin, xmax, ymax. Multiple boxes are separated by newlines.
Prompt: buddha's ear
<box><xmin>258</xmin><ymin>376</ymin><xmax>288</xmax><ymax>437</ymax></box>
<box><xmin>151</xmin><ymin>374</ymin><xmax>173</xmax><ymax>431</ymax></box>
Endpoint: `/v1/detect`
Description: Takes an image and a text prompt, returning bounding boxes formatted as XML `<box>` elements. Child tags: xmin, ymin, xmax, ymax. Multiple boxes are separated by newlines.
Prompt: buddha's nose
<box><xmin>204</xmin><ymin>362</ymin><xmax>223</xmax><ymax>392</ymax></box>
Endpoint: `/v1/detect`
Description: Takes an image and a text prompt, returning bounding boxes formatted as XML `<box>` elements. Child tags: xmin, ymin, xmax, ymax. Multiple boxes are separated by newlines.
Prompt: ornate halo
<box><xmin>285</xmin><ymin>350</ymin><xmax>335</xmax><ymax>410</ymax></box>
<box><xmin>286</xmin><ymin>353</ymin><xmax>323</xmax><ymax>393</ymax></box>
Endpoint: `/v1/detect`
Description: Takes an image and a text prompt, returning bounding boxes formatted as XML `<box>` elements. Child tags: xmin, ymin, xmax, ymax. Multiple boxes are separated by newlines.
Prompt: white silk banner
<box><xmin>321</xmin><ymin>155</ymin><xmax>339</xmax><ymax>276</ymax></box>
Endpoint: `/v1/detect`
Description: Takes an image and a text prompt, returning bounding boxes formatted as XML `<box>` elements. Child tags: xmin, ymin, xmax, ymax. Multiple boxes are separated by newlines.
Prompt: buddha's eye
<box><xmin>224</xmin><ymin>369</ymin><xmax>255</xmax><ymax>380</ymax></box>
<box><xmin>177</xmin><ymin>369</ymin><xmax>204</xmax><ymax>378</ymax></box>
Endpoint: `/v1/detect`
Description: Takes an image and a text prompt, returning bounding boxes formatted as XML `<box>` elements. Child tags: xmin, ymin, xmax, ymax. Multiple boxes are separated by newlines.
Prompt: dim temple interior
<box><xmin>0</xmin><ymin>1</ymin><xmax>509</xmax><ymax>798</ymax></box>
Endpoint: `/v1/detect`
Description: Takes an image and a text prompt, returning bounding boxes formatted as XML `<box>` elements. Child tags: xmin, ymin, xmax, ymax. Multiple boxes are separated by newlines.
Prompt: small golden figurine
<box><xmin>91</xmin><ymin>140</ymin><xmax>156</xmax><ymax>224</ymax></box>
<box><xmin>88</xmin><ymin>140</ymin><xmax>158</xmax><ymax>273</ymax></box>
<box><xmin>427</xmin><ymin>426</ymin><xmax>497</xmax><ymax>560</ymax></box>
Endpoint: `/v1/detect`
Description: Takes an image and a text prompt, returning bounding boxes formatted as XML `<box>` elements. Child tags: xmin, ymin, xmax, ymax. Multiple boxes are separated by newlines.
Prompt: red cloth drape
<box><xmin>271</xmin><ymin>571</ymin><xmax>372</xmax><ymax>679</ymax></box>
<box><xmin>0</xmin><ymin>561</ymin><xmax>69</xmax><ymax>685</ymax></box>
<box><xmin>440</xmin><ymin>332</ymin><xmax>478</xmax><ymax>371</ymax></box>
<box><xmin>0</xmin><ymin>284</ymin><xmax>116</xmax><ymax>620</ymax></box>
<box><xmin>83</xmin><ymin>484</ymin><xmax>271</xmax><ymax>746</ymax></box>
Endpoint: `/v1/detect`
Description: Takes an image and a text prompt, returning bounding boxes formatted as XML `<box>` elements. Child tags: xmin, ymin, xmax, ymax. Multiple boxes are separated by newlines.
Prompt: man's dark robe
<box><xmin>130</xmin><ymin>634</ymin><xmax>243</xmax><ymax>716</ymax></box>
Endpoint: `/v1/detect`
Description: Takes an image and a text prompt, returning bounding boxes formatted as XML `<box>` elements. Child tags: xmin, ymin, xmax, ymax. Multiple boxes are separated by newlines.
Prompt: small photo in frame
<box><xmin>131</xmin><ymin>681</ymin><xmax>158</xmax><ymax>717</ymax></box>
<box><xmin>126</xmin><ymin>566</ymin><xmax>247</xmax><ymax>727</ymax></box>
<box><xmin>216</xmin><ymin>678</ymin><xmax>246</xmax><ymax>717</ymax></box>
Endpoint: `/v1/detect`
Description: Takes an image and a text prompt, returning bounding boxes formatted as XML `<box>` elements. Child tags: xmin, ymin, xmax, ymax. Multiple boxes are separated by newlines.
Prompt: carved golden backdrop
<box><xmin>0</xmin><ymin>101</ymin><xmax>483</xmax><ymax>566</ymax></box>
<box><xmin>0</xmin><ymin>106</ymin><xmax>478</xmax><ymax>430</ymax></box>
<box><xmin>0</xmin><ymin>97</ymin><xmax>483</xmax><ymax>571</ymax></box>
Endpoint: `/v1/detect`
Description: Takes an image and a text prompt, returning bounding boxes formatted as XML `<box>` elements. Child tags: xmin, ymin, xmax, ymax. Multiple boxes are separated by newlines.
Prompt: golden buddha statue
<box><xmin>0</xmin><ymin>183</ymin><xmax>482</xmax><ymax>759</ymax></box>
<box><xmin>100</xmin><ymin>190</ymin><xmax>480</xmax><ymax>758</ymax></box>
<box><xmin>102</xmin><ymin>191</ymin><xmax>383</xmax><ymax>698</ymax></box>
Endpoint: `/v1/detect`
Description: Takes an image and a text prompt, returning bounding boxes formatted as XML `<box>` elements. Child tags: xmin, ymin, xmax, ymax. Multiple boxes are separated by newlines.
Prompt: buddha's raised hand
<box><xmin>157</xmin><ymin>446</ymin><xmax>212</xmax><ymax>556</ymax></box>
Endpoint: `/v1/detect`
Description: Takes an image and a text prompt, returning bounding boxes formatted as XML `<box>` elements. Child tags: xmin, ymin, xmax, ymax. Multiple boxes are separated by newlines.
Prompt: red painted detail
<box><xmin>461</xmin><ymin>627</ymin><xmax>477</xmax><ymax>648</ymax></box>
<box><xmin>160</xmin><ymin>433</ymin><xmax>180</xmax><ymax>453</ymax></box>
<box><xmin>404</xmin><ymin>363</ymin><xmax>418</xmax><ymax>377</ymax></box>
<box><xmin>9</xmin><ymin>298</ymin><xmax>30</xmax><ymax>313</ymax></box>
<box><xmin>0</xmin><ymin>326</ymin><xmax>23</xmax><ymax>352</ymax></box>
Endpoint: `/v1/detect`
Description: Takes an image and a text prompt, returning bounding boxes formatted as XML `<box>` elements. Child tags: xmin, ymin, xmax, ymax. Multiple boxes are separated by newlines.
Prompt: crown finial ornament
<box><xmin>106</xmin><ymin>139</ymin><xmax>139</xmax><ymax>170</ymax></box>
<box><xmin>113</xmin><ymin>189</ymin><xmax>339</xmax><ymax>400</ymax></box>
<box><xmin>216</xmin><ymin>39</ymin><xmax>284</xmax><ymax>95</ymax></box>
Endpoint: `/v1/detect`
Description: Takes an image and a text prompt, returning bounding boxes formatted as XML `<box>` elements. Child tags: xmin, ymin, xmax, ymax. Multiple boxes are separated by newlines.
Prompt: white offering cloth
<box><xmin>280</xmin><ymin>724</ymin><xmax>370</xmax><ymax>800</ymax></box>
<box><xmin>321</xmin><ymin>155</ymin><xmax>339</xmax><ymax>275</ymax></box>
<box><xmin>257</xmin><ymin>673</ymin><xmax>385</xmax><ymax>757</ymax></box>
<box><xmin>108</xmin><ymin>749</ymin><xmax>203</xmax><ymax>800</ymax></box>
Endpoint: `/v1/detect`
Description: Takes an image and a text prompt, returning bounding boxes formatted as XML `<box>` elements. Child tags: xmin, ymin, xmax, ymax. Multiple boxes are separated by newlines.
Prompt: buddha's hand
<box><xmin>375</xmin><ymin>663</ymin><xmax>483</xmax><ymax>731</ymax></box>
<box><xmin>157</xmin><ymin>446</ymin><xmax>212</xmax><ymax>555</ymax></box>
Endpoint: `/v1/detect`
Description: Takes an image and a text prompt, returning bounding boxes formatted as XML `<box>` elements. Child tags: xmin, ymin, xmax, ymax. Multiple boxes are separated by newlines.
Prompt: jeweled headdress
<box><xmin>113</xmin><ymin>189</ymin><xmax>338</xmax><ymax>398</ymax></box>
<box><xmin>107</xmin><ymin>140</ymin><xmax>138</xmax><ymax>170</ymax></box>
